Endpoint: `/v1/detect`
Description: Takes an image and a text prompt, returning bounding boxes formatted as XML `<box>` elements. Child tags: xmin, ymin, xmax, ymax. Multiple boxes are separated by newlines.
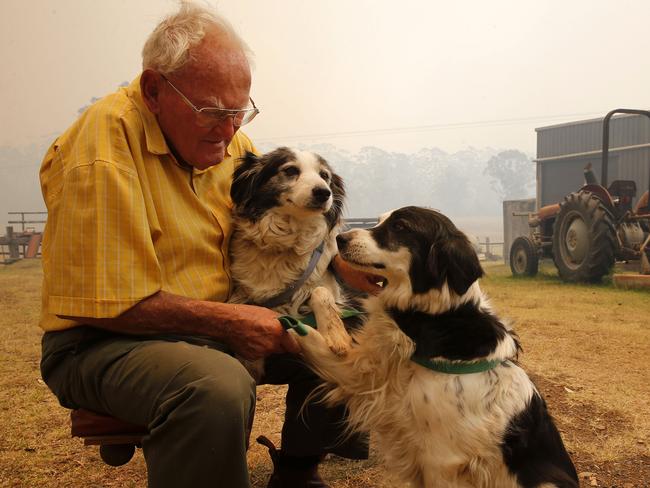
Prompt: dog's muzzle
<box><xmin>336</xmin><ymin>233</ymin><xmax>350</xmax><ymax>251</ymax></box>
<box><xmin>311</xmin><ymin>186</ymin><xmax>331</xmax><ymax>205</ymax></box>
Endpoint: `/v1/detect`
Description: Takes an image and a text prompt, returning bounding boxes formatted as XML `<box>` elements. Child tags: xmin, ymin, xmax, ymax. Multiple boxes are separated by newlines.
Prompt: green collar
<box><xmin>279</xmin><ymin>309</ymin><xmax>504</xmax><ymax>375</ymax></box>
<box><xmin>411</xmin><ymin>355</ymin><xmax>505</xmax><ymax>374</ymax></box>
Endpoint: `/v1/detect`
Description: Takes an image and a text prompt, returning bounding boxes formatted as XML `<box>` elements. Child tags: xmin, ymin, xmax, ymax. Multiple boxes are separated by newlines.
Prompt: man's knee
<box><xmin>192</xmin><ymin>361</ymin><xmax>256</xmax><ymax>418</ymax></box>
<box><xmin>153</xmin><ymin>345</ymin><xmax>256</xmax><ymax>429</ymax></box>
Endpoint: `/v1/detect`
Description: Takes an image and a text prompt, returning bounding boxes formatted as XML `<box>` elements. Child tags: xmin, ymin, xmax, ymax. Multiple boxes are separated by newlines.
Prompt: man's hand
<box><xmin>331</xmin><ymin>254</ymin><xmax>383</xmax><ymax>294</ymax></box>
<box><xmin>225</xmin><ymin>304</ymin><xmax>301</xmax><ymax>360</ymax></box>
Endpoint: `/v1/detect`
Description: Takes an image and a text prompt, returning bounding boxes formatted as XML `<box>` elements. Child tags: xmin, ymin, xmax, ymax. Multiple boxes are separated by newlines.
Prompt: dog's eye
<box><xmin>391</xmin><ymin>221</ymin><xmax>406</xmax><ymax>232</ymax></box>
<box><xmin>282</xmin><ymin>166</ymin><xmax>300</xmax><ymax>177</ymax></box>
<box><xmin>319</xmin><ymin>171</ymin><xmax>330</xmax><ymax>181</ymax></box>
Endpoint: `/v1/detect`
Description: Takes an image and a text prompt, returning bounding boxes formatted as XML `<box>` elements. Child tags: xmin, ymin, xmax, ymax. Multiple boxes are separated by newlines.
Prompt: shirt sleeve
<box><xmin>45</xmin><ymin>159</ymin><xmax>162</xmax><ymax>318</ymax></box>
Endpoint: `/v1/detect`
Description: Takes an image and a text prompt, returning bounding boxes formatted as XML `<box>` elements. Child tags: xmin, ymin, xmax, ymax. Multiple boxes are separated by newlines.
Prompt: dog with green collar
<box><xmin>292</xmin><ymin>206</ymin><xmax>578</xmax><ymax>488</ymax></box>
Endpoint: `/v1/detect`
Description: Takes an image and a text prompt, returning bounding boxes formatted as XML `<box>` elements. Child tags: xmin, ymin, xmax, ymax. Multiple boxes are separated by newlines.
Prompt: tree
<box><xmin>483</xmin><ymin>150</ymin><xmax>535</xmax><ymax>200</ymax></box>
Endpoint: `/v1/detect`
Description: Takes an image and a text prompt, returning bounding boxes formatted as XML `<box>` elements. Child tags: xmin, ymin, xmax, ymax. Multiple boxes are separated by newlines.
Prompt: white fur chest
<box><xmin>229</xmin><ymin>213</ymin><xmax>340</xmax><ymax>315</ymax></box>
<box><xmin>326</xmin><ymin>306</ymin><xmax>533</xmax><ymax>488</ymax></box>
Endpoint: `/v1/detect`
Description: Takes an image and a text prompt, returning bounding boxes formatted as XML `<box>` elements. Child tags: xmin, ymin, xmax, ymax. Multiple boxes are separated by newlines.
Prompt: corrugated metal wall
<box><xmin>536</xmin><ymin>114</ymin><xmax>650</xmax><ymax>207</ymax></box>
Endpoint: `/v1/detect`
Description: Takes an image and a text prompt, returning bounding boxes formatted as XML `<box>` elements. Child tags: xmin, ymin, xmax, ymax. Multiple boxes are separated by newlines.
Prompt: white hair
<box><xmin>142</xmin><ymin>1</ymin><xmax>253</xmax><ymax>74</ymax></box>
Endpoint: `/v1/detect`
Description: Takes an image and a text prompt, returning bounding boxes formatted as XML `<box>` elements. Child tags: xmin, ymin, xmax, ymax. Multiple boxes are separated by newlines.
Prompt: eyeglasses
<box><xmin>161</xmin><ymin>74</ymin><xmax>259</xmax><ymax>128</ymax></box>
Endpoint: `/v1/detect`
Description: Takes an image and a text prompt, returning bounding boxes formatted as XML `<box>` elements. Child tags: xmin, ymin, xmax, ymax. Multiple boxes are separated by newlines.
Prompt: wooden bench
<box><xmin>71</xmin><ymin>408</ymin><xmax>254</xmax><ymax>467</ymax></box>
<box><xmin>70</xmin><ymin>409</ymin><xmax>148</xmax><ymax>466</ymax></box>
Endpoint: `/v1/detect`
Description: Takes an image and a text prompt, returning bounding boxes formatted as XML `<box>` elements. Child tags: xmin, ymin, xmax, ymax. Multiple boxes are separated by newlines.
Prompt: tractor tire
<box><xmin>552</xmin><ymin>191</ymin><xmax>617</xmax><ymax>282</ymax></box>
<box><xmin>509</xmin><ymin>236</ymin><xmax>539</xmax><ymax>277</ymax></box>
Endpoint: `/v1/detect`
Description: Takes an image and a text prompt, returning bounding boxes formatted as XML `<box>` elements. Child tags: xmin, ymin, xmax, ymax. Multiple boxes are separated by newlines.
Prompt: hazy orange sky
<box><xmin>3</xmin><ymin>0</ymin><xmax>650</xmax><ymax>153</ymax></box>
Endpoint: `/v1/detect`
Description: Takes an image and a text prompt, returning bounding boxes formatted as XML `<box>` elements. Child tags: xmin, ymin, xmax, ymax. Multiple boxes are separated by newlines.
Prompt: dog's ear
<box><xmin>424</xmin><ymin>237</ymin><xmax>484</xmax><ymax>296</ymax></box>
<box><xmin>231</xmin><ymin>151</ymin><xmax>262</xmax><ymax>207</ymax></box>
<box><xmin>325</xmin><ymin>172</ymin><xmax>345</xmax><ymax>229</ymax></box>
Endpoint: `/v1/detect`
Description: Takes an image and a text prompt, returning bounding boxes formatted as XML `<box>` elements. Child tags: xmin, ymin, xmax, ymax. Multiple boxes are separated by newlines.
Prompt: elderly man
<box><xmin>39</xmin><ymin>4</ymin><xmax>368</xmax><ymax>488</ymax></box>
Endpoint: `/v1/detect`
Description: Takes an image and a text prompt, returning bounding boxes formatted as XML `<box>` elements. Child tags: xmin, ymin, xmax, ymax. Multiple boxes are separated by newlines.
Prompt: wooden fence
<box><xmin>0</xmin><ymin>212</ymin><xmax>47</xmax><ymax>264</ymax></box>
<box><xmin>477</xmin><ymin>238</ymin><xmax>504</xmax><ymax>261</ymax></box>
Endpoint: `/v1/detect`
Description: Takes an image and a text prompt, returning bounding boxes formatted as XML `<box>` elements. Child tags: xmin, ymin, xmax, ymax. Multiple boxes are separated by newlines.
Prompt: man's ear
<box><xmin>140</xmin><ymin>69</ymin><xmax>163</xmax><ymax>114</ymax></box>
<box><xmin>424</xmin><ymin>238</ymin><xmax>484</xmax><ymax>296</ymax></box>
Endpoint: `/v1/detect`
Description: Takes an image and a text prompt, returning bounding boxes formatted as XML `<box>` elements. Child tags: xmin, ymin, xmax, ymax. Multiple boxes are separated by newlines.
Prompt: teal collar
<box><xmin>411</xmin><ymin>356</ymin><xmax>505</xmax><ymax>374</ymax></box>
<box><xmin>259</xmin><ymin>242</ymin><xmax>325</xmax><ymax>309</ymax></box>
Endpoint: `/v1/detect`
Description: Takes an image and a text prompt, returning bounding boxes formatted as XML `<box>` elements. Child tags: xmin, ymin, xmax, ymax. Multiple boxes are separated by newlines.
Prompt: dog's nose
<box><xmin>336</xmin><ymin>233</ymin><xmax>350</xmax><ymax>250</ymax></box>
<box><xmin>312</xmin><ymin>187</ymin><xmax>331</xmax><ymax>203</ymax></box>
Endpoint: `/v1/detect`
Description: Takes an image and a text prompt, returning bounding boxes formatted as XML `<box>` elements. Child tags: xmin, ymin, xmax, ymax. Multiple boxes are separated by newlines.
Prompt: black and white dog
<box><xmin>296</xmin><ymin>206</ymin><xmax>578</xmax><ymax>488</ymax></box>
<box><xmin>228</xmin><ymin>147</ymin><xmax>351</xmax><ymax>376</ymax></box>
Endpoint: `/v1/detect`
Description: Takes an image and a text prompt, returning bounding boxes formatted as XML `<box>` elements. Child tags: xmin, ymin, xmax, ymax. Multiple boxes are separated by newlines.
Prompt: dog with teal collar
<box><xmin>228</xmin><ymin>147</ymin><xmax>353</xmax><ymax>380</ymax></box>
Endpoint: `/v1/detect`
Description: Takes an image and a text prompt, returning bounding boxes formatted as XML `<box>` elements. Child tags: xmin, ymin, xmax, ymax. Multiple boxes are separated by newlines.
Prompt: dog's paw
<box><xmin>309</xmin><ymin>287</ymin><xmax>351</xmax><ymax>356</ymax></box>
<box><xmin>309</xmin><ymin>286</ymin><xmax>336</xmax><ymax>310</ymax></box>
<box><xmin>291</xmin><ymin>327</ymin><xmax>330</xmax><ymax>362</ymax></box>
<box><xmin>324</xmin><ymin>331</ymin><xmax>351</xmax><ymax>357</ymax></box>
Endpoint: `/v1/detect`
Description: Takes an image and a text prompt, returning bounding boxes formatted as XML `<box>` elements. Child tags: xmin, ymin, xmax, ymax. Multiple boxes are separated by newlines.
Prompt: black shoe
<box><xmin>257</xmin><ymin>436</ymin><xmax>330</xmax><ymax>488</ymax></box>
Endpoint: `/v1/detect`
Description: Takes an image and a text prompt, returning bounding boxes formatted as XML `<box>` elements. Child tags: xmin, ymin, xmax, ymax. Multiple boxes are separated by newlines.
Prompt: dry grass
<box><xmin>0</xmin><ymin>259</ymin><xmax>648</xmax><ymax>487</ymax></box>
<box><xmin>484</xmin><ymin>263</ymin><xmax>649</xmax><ymax>462</ymax></box>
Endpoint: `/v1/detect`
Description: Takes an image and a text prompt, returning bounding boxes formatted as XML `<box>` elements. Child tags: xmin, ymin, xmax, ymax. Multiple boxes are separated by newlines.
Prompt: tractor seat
<box><xmin>608</xmin><ymin>180</ymin><xmax>637</xmax><ymax>199</ymax></box>
<box><xmin>608</xmin><ymin>180</ymin><xmax>637</xmax><ymax>212</ymax></box>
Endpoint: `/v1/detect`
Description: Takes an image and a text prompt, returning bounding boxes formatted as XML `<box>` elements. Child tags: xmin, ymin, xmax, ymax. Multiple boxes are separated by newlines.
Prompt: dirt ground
<box><xmin>0</xmin><ymin>259</ymin><xmax>648</xmax><ymax>487</ymax></box>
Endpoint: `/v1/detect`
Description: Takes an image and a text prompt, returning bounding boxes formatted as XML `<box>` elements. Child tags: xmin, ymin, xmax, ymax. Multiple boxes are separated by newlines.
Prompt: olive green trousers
<box><xmin>41</xmin><ymin>327</ymin><xmax>367</xmax><ymax>488</ymax></box>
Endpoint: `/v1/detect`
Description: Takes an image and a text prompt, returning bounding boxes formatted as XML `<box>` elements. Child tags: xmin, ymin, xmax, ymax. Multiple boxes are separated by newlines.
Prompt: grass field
<box><xmin>0</xmin><ymin>259</ymin><xmax>648</xmax><ymax>487</ymax></box>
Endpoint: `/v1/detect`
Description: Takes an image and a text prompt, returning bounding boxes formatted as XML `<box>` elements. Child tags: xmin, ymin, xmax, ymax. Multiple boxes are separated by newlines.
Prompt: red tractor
<box><xmin>510</xmin><ymin>109</ymin><xmax>650</xmax><ymax>282</ymax></box>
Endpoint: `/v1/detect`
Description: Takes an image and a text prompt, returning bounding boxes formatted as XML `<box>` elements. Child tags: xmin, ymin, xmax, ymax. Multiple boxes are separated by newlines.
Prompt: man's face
<box><xmin>155</xmin><ymin>31</ymin><xmax>252</xmax><ymax>169</ymax></box>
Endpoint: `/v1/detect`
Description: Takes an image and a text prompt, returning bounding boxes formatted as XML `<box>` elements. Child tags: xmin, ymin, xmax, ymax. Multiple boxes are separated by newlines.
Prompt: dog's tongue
<box><xmin>335</xmin><ymin>257</ymin><xmax>385</xmax><ymax>294</ymax></box>
<box><xmin>363</xmin><ymin>273</ymin><xmax>385</xmax><ymax>294</ymax></box>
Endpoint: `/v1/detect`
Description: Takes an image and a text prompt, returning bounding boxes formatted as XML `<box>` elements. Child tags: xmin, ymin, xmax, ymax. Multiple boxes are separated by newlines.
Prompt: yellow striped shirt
<box><xmin>39</xmin><ymin>76</ymin><xmax>255</xmax><ymax>331</ymax></box>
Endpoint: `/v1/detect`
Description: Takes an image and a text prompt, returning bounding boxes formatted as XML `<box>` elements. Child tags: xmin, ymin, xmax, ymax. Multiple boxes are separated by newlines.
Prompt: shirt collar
<box><xmin>127</xmin><ymin>75</ymin><xmax>170</xmax><ymax>156</ymax></box>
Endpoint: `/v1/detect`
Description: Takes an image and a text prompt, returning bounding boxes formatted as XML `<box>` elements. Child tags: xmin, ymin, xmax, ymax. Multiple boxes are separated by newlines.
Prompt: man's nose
<box><xmin>210</xmin><ymin>116</ymin><xmax>237</xmax><ymax>140</ymax></box>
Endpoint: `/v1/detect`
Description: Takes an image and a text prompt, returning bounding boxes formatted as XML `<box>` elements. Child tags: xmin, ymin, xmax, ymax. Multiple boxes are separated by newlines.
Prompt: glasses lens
<box><xmin>237</xmin><ymin>110</ymin><xmax>257</xmax><ymax>127</ymax></box>
<box><xmin>195</xmin><ymin>111</ymin><xmax>225</xmax><ymax>128</ymax></box>
<box><xmin>196</xmin><ymin>108</ymin><xmax>258</xmax><ymax>128</ymax></box>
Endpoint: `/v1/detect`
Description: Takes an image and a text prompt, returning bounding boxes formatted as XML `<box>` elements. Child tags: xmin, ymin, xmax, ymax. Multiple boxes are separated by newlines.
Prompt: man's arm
<box><xmin>60</xmin><ymin>291</ymin><xmax>299</xmax><ymax>360</ymax></box>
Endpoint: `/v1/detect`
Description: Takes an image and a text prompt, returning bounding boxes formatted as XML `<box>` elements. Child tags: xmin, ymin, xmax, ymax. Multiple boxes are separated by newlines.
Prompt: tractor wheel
<box><xmin>509</xmin><ymin>236</ymin><xmax>539</xmax><ymax>277</ymax></box>
<box><xmin>552</xmin><ymin>191</ymin><xmax>617</xmax><ymax>282</ymax></box>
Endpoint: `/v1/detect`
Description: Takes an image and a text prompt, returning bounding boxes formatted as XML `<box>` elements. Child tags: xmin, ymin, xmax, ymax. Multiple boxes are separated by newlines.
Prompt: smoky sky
<box><xmin>3</xmin><ymin>0</ymin><xmax>650</xmax><ymax>153</ymax></box>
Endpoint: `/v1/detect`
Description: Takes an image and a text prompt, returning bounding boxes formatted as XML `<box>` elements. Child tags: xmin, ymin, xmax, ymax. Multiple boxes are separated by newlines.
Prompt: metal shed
<box><xmin>535</xmin><ymin>112</ymin><xmax>650</xmax><ymax>209</ymax></box>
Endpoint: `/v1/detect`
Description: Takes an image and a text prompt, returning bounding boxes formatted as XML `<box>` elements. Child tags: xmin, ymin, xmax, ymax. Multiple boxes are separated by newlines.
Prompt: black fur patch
<box><xmin>501</xmin><ymin>392</ymin><xmax>579</xmax><ymax>487</ymax></box>
<box><xmin>324</xmin><ymin>170</ymin><xmax>345</xmax><ymax>230</ymax></box>
<box><xmin>230</xmin><ymin>148</ymin><xmax>293</xmax><ymax>220</ymax></box>
<box><xmin>371</xmin><ymin>207</ymin><xmax>483</xmax><ymax>295</ymax></box>
<box><xmin>389</xmin><ymin>302</ymin><xmax>511</xmax><ymax>360</ymax></box>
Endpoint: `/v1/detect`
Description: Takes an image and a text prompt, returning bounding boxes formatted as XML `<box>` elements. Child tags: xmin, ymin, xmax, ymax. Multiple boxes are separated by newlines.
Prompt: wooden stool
<box><xmin>70</xmin><ymin>409</ymin><xmax>148</xmax><ymax>466</ymax></box>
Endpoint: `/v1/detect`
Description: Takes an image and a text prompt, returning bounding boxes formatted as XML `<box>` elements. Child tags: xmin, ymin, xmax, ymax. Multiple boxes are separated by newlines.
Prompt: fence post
<box><xmin>6</xmin><ymin>226</ymin><xmax>20</xmax><ymax>261</ymax></box>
